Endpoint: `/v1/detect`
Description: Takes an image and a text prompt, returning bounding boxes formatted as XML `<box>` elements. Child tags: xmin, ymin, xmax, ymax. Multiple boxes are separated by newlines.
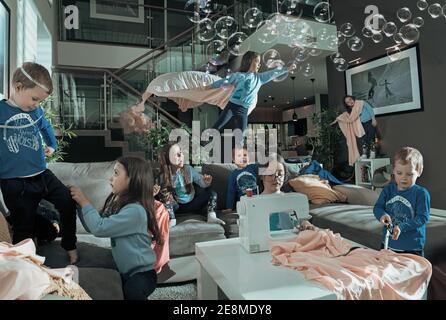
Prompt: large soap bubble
<box><xmin>256</xmin><ymin>20</ymin><xmax>279</xmax><ymax>44</ymax></box>
<box><xmin>215</xmin><ymin>16</ymin><xmax>237</xmax><ymax>39</ymax></box>
<box><xmin>334</xmin><ymin>58</ymin><xmax>349</xmax><ymax>72</ymax></box>
<box><xmin>397</xmin><ymin>7</ymin><xmax>412</xmax><ymax>23</ymax></box>
<box><xmin>337</xmin><ymin>31</ymin><xmax>346</xmax><ymax>44</ymax></box>
<box><xmin>383</xmin><ymin>22</ymin><xmax>397</xmax><ymax>37</ymax></box>
<box><xmin>313</xmin><ymin>2</ymin><xmax>334</xmax><ymax>23</ymax></box>
<box><xmin>287</xmin><ymin>60</ymin><xmax>299</xmax><ymax>76</ymax></box>
<box><xmin>417</xmin><ymin>0</ymin><xmax>428</xmax><ymax>11</ymax></box>
<box><xmin>372</xmin><ymin>33</ymin><xmax>383</xmax><ymax>43</ymax></box>
<box><xmin>413</xmin><ymin>17</ymin><xmax>424</xmax><ymax>28</ymax></box>
<box><xmin>347</xmin><ymin>36</ymin><xmax>363</xmax><ymax>51</ymax></box>
<box><xmin>293</xmin><ymin>47</ymin><xmax>310</xmax><ymax>62</ymax></box>
<box><xmin>197</xmin><ymin>18</ymin><xmax>215</xmax><ymax>42</ymax></box>
<box><xmin>281</xmin><ymin>0</ymin><xmax>304</xmax><ymax>18</ymax></box>
<box><xmin>207</xmin><ymin>39</ymin><xmax>226</xmax><ymax>66</ymax></box>
<box><xmin>340</xmin><ymin>23</ymin><xmax>355</xmax><ymax>37</ymax></box>
<box><xmin>366</xmin><ymin>14</ymin><xmax>387</xmax><ymax>34</ymax></box>
<box><xmin>393</xmin><ymin>32</ymin><xmax>404</xmax><ymax>44</ymax></box>
<box><xmin>330</xmin><ymin>52</ymin><xmax>343</xmax><ymax>62</ymax></box>
<box><xmin>362</xmin><ymin>26</ymin><xmax>374</xmax><ymax>38</ymax></box>
<box><xmin>299</xmin><ymin>63</ymin><xmax>315</xmax><ymax>77</ymax></box>
<box><xmin>227</xmin><ymin>32</ymin><xmax>249</xmax><ymax>56</ymax></box>
<box><xmin>263</xmin><ymin>49</ymin><xmax>281</xmax><ymax>66</ymax></box>
<box><xmin>244</xmin><ymin>7</ymin><xmax>263</xmax><ymax>28</ymax></box>
<box><xmin>428</xmin><ymin>3</ymin><xmax>443</xmax><ymax>18</ymax></box>
<box><xmin>400</xmin><ymin>24</ymin><xmax>420</xmax><ymax>44</ymax></box>
<box><xmin>268</xmin><ymin>60</ymin><xmax>288</xmax><ymax>82</ymax></box>
<box><xmin>184</xmin><ymin>0</ymin><xmax>211</xmax><ymax>24</ymax></box>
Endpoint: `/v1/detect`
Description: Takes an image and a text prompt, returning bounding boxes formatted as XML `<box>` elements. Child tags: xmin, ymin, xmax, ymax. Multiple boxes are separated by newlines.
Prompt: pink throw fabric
<box><xmin>335</xmin><ymin>100</ymin><xmax>365</xmax><ymax>165</ymax></box>
<box><xmin>152</xmin><ymin>200</ymin><xmax>170</xmax><ymax>273</ymax></box>
<box><xmin>270</xmin><ymin>229</ymin><xmax>432</xmax><ymax>300</ymax></box>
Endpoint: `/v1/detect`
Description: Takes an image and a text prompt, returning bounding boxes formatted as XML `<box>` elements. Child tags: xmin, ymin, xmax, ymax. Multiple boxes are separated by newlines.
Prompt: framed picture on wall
<box><xmin>90</xmin><ymin>0</ymin><xmax>145</xmax><ymax>24</ymax></box>
<box><xmin>345</xmin><ymin>45</ymin><xmax>423</xmax><ymax>116</ymax></box>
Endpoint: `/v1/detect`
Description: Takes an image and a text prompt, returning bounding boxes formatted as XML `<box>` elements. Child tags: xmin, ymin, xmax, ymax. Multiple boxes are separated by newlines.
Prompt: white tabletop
<box><xmin>195</xmin><ymin>238</ymin><xmax>337</xmax><ymax>300</ymax></box>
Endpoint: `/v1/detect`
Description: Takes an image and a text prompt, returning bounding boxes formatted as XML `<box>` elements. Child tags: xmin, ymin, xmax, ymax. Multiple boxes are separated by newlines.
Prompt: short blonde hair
<box><xmin>393</xmin><ymin>147</ymin><xmax>424</xmax><ymax>174</ymax></box>
<box><xmin>11</xmin><ymin>62</ymin><xmax>53</xmax><ymax>94</ymax></box>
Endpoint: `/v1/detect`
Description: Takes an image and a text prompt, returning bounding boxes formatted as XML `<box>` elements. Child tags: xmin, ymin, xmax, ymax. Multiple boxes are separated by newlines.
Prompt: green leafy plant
<box><xmin>311</xmin><ymin>108</ymin><xmax>343</xmax><ymax>171</ymax></box>
<box><xmin>42</xmin><ymin>96</ymin><xmax>77</xmax><ymax>163</ymax></box>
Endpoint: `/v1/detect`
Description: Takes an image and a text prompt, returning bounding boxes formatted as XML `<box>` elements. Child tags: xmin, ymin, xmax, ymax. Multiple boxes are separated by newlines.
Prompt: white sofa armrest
<box><xmin>333</xmin><ymin>184</ymin><xmax>380</xmax><ymax>206</ymax></box>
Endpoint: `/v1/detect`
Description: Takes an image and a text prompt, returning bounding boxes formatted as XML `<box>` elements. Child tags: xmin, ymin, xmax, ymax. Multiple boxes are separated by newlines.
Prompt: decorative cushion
<box><xmin>288</xmin><ymin>174</ymin><xmax>347</xmax><ymax>204</ymax></box>
<box><xmin>333</xmin><ymin>184</ymin><xmax>379</xmax><ymax>206</ymax></box>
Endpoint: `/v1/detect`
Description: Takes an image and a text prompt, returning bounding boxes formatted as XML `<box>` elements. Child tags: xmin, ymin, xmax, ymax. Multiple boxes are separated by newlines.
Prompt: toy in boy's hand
<box><xmin>118</xmin><ymin>102</ymin><xmax>153</xmax><ymax>134</ymax></box>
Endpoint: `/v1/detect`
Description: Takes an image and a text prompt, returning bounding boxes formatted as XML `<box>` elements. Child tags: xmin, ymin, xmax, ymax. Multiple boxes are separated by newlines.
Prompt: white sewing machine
<box><xmin>237</xmin><ymin>192</ymin><xmax>311</xmax><ymax>253</ymax></box>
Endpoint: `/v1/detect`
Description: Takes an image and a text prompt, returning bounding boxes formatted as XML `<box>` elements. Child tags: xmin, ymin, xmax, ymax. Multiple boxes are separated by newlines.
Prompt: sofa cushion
<box><xmin>333</xmin><ymin>184</ymin><xmax>379</xmax><ymax>206</ymax></box>
<box><xmin>169</xmin><ymin>214</ymin><xmax>225</xmax><ymax>257</ymax></box>
<box><xmin>202</xmin><ymin>163</ymin><xmax>238</xmax><ymax>209</ymax></box>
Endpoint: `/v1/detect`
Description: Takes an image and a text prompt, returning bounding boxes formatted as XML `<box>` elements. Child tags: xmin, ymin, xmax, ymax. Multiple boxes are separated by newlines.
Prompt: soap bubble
<box><xmin>207</xmin><ymin>39</ymin><xmax>226</xmax><ymax>66</ymax></box>
<box><xmin>397</xmin><ymin>7</ymin><xmax>412</xmax><ymax>23</ymax></box>
<box><xmin>290</xmin><ymin>21</ymin><xmax>315</xmax><ymax>47</ymax></box>
<box><xmin>287</xmin><ymin>60</ymin><xmax>299</xmax><ymax>76</ymax></box>
<box><xmin>299</xmin><ymin>63</ymin><xmax>315</xmax><ymax>77</ymax></box>
<box><xmin>184</xmin><ymin>0</ymin><xmax>211</xmax><ymax>24</ymax></box>
<box><xmin>362</xmin><ymin>26</ymin><xmax>374</xmax><ymax>38</ymax></box>
<box><xmin>281</xmin><ymin>0</ymin><xmax>304</xmax><ymax>18</ymax></box>
<box><xmin>400</xmin><ymin>24</ymin><xmax>420</xmax><ymax>44</ymax></box>
<box><xmin>340</xmin><ymin>23</ymin><xmax>355</xmax><ymax>37</ymax></box>
<box><xmin>337</xmin><ymin>31</ymin><xmax>346</xmax><ymax>44</ymax></box>
<box><xmin>313</xmin><ymin>2</ymin><xmax>334</xmax><ymax>23</ymax></box>
<box><xmin>428</xmin><ymin>3</ymin><xmax>443</xmax><ymax>18</ymax></box>
<box><xmin>244</xmin><ymin>7</ymin><xmax>263</xmax><ymax>28</ymax></box>
<box><xmin>197</xmin><ymin>18</ymin><xmax>215</xmax><ymax>42</ymax></box>
<box><xmin>227</xmin><ymin>32</ymin><xmax>249</xmax><ymax>56</ymax></box>
<box><xmin>294</xmin><ymin>47</ymin><xmax>310</xmax><ymax>62</ymax></box>
<box><xmin>223</xmin><ymin>68</ymin><xmax>233</xmax><ymax>85</ymax></box>
<box><xmin>413</xmin><ymin>17</ymin><xmax>424</xmax><ymax>28</ymax></box>
<box><xmin>308</xmin><ymin>48</ymin><xmax>322</xmax><ymax>57</ymax></box>
<box><xmin>383</xmin><ymin>22</ymin><xmax>397</xmax><ymax>37</ymax></box>
<box><xmin>372</xmin><ymin>33</ymin><xmax>383</xmax><ymax>43</ymax></box>
<box><xmin>387</xmin><ymin>47</ymin><xmax>402</xmax><ymax>62</ymax></box>
<box><xmin>268</xmin><ymin>60</ymin><xmax>289</xmax><ymax>82</ymax></box>
<box><xmin>334</xmin><ymin>58</ymin><xmax>349</xmax><ymax>72</ymax></box>
<box><xmin>366</xmin><ymin>14</ymin><xmax>387</xmax><ymax>34</ymax></box>
<box><xmin>263</xmin><ymin>49</ymin><xmax>281</xmax><ymax>66</ymax></box>
<box><xmin>215</xmin><ymin>16</ymin><xmax>237</xmax><ymax>39</ymax></box>
<box><xmin>256</xmin><ymin>20</ymin><xmax>279</xmax><ymax>44</ymax></box>
<box><xmin>347</xmin><ymin>36</ymin><xmax>363</xmax><ymax>51</ymax></box>
<box><xmin>330</xmin><ymin>52</ymin><xmax>343</xmax><ymax>62</ymax></box>
<box><xmin>417</xmin><ymin>0</ymin><xmax>428</xmax><ymax>11</ymax></box>
<box><xmin>393</xmin><ymin>32</ymin><xmax>404</xmax><ymax>44</ymax></box>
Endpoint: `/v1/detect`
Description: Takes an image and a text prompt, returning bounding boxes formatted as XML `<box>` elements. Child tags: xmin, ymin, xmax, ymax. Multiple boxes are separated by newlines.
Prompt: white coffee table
<box><xmin>195</xmin><ymin>238</ymin><xmax>337</xmax><ymax>300</ymax></box>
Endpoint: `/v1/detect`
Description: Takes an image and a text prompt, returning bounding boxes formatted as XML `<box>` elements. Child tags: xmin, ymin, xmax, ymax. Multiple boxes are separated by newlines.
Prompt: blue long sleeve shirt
<box><xmin>170</xmin><ymin>165</ymin><xmax>208</xmax><ymax>204</ymax></box>
<box><xmin>211</xmin><ymin>68</ymin><xmax>288</xmax><ymax>108</ymax></box>
<box><xmin>360</xmin><ymin>101</ymin><xmax>375</xmax><ymax>123</ymax></box>
<box><xmin>373</xmin><ymin>182</ymin><xmax>430</xmax><ymax>252</ymax></box>
<box><xmin>0</xmin><ymin>100</ymin><xmax>58</xmax><ymax>179</ymax></box>
<box><xmin>226</xmin><ymin>164</ymin><xmax>258</xmax><ymax>209</ymax></box>
<box><xmin>78</xmin><ymin>203</ymin><xmax>156</xmax><ymax>277</ymax></box>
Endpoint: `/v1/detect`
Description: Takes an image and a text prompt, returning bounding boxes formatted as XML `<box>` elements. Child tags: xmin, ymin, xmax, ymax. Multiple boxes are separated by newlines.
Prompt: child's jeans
<box><xmin>175</xmin><ymin>188</ymin><xmax>215</xmax><ymax>216</ymax></box>
<box><xmin>0</xmin><ymin>169</ymin><xmax>77</xmax><ymax>250</ymax></box>
<box><xmin>380</xmin><ymin>243</ymin><xmax>424</xmax><ymax>257</ymax></box>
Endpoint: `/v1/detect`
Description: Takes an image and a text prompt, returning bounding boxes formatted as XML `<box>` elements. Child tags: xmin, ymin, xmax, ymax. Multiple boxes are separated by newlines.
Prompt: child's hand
<box><xmin>153</xmin><ymin>184</ymin><xmax>161</xmax><ymax>196</ymax></box>
<box><xmin>392</xmin><ymin>225</ymin><xmax>401</xmax><ymax>240</ymax></box>
<box><xmin>70</xmin><ymin>186</ymin><xmax>91</xmax><ymax>208</ymax></box>
<box><xmin>45</xmin><ymin>146</ymin><xmax>55</xmax><ymax>157</ymax></box>
<box><xmin>380</xmin><ymin>214</ymin><xmax>392</xmax><ymax>225</ymax></box>
<box><xmin>203</xmin><ymin>174</ymin><xmax>213</xmax><ymax>186</ymax></box>
<box><xmin>300</xmin><ymin>220</ymin><xmax>316</xmax><ymax>231</ymax></box>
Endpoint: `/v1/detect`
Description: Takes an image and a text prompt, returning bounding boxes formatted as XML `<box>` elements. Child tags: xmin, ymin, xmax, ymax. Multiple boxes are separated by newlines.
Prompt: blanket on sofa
<box><xmin>269</xmin><ymin>229</ymin><xmax>432</xmax><ymax>300</ymax></box>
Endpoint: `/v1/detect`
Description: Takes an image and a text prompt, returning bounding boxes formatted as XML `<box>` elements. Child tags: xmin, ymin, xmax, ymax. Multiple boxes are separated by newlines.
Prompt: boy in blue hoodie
<box><xmin>225</xmin><ymin>146</ymin><xmax>258</xmax><ymax>211</ymax></box>
<box><xmin>373</xmin><ymin>147</ymin><xmax>430</xmax><ymax>257</ymax></box>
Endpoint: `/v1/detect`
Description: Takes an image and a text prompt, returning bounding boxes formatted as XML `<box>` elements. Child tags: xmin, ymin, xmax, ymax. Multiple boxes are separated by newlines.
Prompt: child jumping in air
<box><xmin>373</xmin><ymin>147</ymin><xmax>430</xmax><ymax>257</ymax></box>
<box><xmin>70</xmin><ymin>157</ymin><xmax>161</xmax><ymax>300</ymax></box>
<box><xmin>0</xmin><ymin>62</ymin><xmax>78</xmax><ymax>264</ymax></box>
<box><xmin>156</xmin><ymin>142</ymin><xmax>225</xmax><ymax>226</ymax></box>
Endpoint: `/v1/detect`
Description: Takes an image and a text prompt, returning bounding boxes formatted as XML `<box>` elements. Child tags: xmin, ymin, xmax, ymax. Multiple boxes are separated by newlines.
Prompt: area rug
<box><xmin>148</xmin><ymin>281</ymin><xmax>197</xmax><ymax>300</ymax></box>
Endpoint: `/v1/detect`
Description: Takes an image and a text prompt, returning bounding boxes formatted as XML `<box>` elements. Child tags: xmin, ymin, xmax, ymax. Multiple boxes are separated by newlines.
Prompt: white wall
<box><xmin>57</xmin><ymin>41</ymin><xmax>157</xmax><ymax>69</ymax></box>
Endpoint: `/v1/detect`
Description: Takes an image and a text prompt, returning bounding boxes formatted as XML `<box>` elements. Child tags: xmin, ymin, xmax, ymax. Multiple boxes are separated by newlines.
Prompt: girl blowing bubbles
<box><xmin>70</xmin><ymin>157</ymin><xmax>161</xmax><ymax>300</ymax></box>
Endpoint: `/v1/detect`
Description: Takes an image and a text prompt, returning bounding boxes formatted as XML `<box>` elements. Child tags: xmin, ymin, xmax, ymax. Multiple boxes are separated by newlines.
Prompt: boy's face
<box><xmin>233</xmin><ymin>148</ymin><xmax>249</xmax><ymax>168</ymax></box>
<box><xmin>393</xmin><ymin>160</ymin><xmax>421</xmax><ymax>191</ymax></box>
<box><xmin>13</xmin><ymin>85</ymin><xmax>49</xmax><ymax>112</ymax></box>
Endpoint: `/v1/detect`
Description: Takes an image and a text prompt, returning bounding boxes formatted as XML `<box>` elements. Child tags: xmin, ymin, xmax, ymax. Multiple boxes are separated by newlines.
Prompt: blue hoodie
<box><xmin>0</xmin><ymin>100</ymin><xmax>57</xmax><ymax>179</ymax></box>
<box><xmin>373</xmin><ymin>182</ymin><xmax>430</xmax><ymax>252</ymax></box>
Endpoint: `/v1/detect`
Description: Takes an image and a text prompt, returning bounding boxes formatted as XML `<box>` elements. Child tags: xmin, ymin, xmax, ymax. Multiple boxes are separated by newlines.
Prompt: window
<box><xmin>0</xmin><ymin>0</ymin><xmax>9</xmax><ymax>100</ymax></box>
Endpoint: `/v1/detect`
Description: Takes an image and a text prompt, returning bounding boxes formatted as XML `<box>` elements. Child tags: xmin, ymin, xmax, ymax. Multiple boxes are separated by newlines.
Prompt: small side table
<box><xmin>354</xmin><ymin>158</ymin><xmax>390</xmax><ymax>189</ymax></box>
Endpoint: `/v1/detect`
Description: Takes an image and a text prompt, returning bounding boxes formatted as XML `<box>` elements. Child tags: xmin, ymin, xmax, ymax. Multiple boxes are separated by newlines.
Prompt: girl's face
<box><xmin>261</xmin><ymin>161</ymin><xmax>285</xmax><ymax>194</ymax></box>
<box><xmin>344</xmin><ymin>97</ymin><xmax>355</xmax><ymax>108</ymax></box>
<box><xmin>110</xmin><ymin>162</ymin><xmax>130</xmax><ymax>195</ymax></box>
<box><xmin>249</xmin><ymin>55</ymin><xmax>261</xmax><ymax>73</ymax></box>
<box><xmin>12</xmin><ymin>85</ymin><xmax>49</xmax><ymax>112</ymax></box>
<box><xmin>169</xmin><ymin>144</ymin><xmax>184</xmax><ymax>168</ymax></box>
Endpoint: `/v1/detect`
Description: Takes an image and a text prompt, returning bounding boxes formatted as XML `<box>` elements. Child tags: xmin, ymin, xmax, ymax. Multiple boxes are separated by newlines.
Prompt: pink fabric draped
<box><xmin>336</xmin><ymin>100</ymin><xmax>365</xmax><ymax>165</ymax></box>
<box><xmin>270</xmin><ymin>229</ymin><xmax>432</xmax><ymax>300</ymax></box>
<box><xmin>152</xmin><ymin>200</ymin><xmax>170</xmax><ymax>273</ymax></box>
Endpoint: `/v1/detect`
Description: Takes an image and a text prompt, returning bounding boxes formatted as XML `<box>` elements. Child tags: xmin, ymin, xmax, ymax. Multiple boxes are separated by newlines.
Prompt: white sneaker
<box><xmin>169</xmin><ymin>219</ymin><xmax>177</xmax><ymax>228</ymax></box>
<box><xmin>207</xmin><ymin>212</ymin><xmax>225</xmax><ymax>225</ymax></box>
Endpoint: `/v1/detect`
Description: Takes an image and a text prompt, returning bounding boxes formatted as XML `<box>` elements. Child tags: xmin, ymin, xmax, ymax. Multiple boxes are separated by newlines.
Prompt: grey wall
<box><xmin>328</xmin><ymin>0</ymin><xmax>446</xmax><ymax>209</ymax></box>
